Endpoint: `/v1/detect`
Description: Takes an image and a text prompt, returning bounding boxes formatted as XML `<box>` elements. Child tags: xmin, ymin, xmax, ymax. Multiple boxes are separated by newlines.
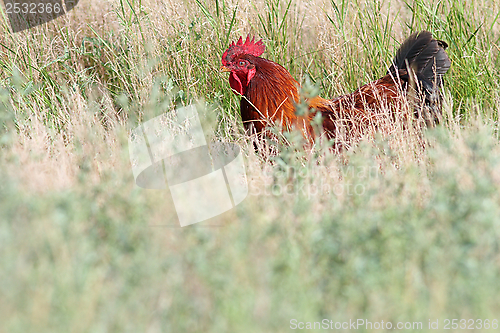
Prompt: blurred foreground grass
<box><xmin>1</xmin><ymin>0</ymin><xmax>500</xmax><ymax>332</ymax></box>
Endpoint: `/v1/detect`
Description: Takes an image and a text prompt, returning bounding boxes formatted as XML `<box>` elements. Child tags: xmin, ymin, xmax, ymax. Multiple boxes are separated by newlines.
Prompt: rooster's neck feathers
<box><xmin>241</xmin><ymin>57</ymin><xmax>329</xmax><ymax>137</ymax></box>
<box><xmin>241</xmin><ymin>57</ymin><xmax>301</xmax><ymax>133</ymax></box>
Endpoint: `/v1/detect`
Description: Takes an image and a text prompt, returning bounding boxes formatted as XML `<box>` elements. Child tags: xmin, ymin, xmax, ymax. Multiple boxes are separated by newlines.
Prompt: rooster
<box><xmin>220</xmin><ymin>32</ymin><xmax>451</xmax><ymax>149</ymax></box>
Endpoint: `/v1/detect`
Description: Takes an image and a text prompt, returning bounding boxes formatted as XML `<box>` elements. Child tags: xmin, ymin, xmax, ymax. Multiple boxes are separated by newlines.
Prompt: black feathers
<box><xmin>388</xmin><ymin>31</ymin><xmax>450</xmax><ymax>79</ymax></box>
<box><xmin>388</xmin><ymin>31</ymin><xmax>451</xmax><ymax>124</ymax></box>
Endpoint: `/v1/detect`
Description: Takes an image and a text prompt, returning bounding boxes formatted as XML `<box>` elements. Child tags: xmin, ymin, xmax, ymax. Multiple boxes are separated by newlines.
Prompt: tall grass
<box><xmin>1</xmin><ymin>0</ymin><xmax>500</xmax><ymax>332</ymax></box>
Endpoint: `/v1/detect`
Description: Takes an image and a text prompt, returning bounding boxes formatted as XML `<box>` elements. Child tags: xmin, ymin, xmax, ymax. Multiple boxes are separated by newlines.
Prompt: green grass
<box><xmin>1</xmin><ymin>0</ymin><xmax>500</xmax><ymax>332</ymax></box>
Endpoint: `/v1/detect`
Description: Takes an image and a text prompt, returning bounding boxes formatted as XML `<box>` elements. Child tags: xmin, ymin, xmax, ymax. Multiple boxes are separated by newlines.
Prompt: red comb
<box><xmin>221</xmin><ymin>35</ymin><xmax>266</xmax><ymax>66</ymax></box>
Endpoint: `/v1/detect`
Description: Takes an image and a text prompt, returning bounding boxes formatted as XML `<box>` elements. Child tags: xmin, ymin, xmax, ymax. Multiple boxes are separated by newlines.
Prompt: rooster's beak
<box><xmin>219</xmin><ymin>66</ymin><xmax>231</xmax><ymax>73</ymax></box>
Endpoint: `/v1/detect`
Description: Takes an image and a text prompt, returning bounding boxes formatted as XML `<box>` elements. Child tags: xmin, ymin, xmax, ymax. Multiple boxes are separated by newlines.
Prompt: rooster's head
<box><xmin>221</xmin><ymin>35</ymin><xmax>265</xmax><ymax>95</ymax></box>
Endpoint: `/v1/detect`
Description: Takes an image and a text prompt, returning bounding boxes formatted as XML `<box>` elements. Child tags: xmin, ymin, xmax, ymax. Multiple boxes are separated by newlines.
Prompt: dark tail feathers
<box><xmin>388</xmin><ymin>31</ymin><xmax>451</xmax><ymax>125</ymax></box>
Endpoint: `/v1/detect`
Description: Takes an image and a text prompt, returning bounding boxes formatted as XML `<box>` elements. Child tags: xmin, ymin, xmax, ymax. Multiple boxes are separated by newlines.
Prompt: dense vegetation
<box><xmin>1</xmin><ymin>0</ymin><xmax>500</xmax><ymax>331</ymax></box>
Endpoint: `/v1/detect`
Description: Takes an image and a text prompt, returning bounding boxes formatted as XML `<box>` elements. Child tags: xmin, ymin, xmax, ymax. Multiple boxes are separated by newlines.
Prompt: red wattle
<box><xmin>229</xmin><ymin>72</ymin><xmax>244</xmax><ymax>95</ymax></box>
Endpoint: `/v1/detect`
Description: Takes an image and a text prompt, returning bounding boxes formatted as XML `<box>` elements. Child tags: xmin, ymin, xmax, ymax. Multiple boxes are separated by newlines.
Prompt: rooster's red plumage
<box><xmin>221</xmin><ymin>32</ymin><xmax>451</xmax><ymax>149</ymax></box>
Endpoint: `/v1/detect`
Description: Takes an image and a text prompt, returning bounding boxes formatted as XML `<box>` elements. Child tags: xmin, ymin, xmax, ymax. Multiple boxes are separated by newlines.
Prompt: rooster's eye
<box><xmin>238</xmin><ymin>61</ymin><xmax>246</xmax><ymax>67</ymax></box>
